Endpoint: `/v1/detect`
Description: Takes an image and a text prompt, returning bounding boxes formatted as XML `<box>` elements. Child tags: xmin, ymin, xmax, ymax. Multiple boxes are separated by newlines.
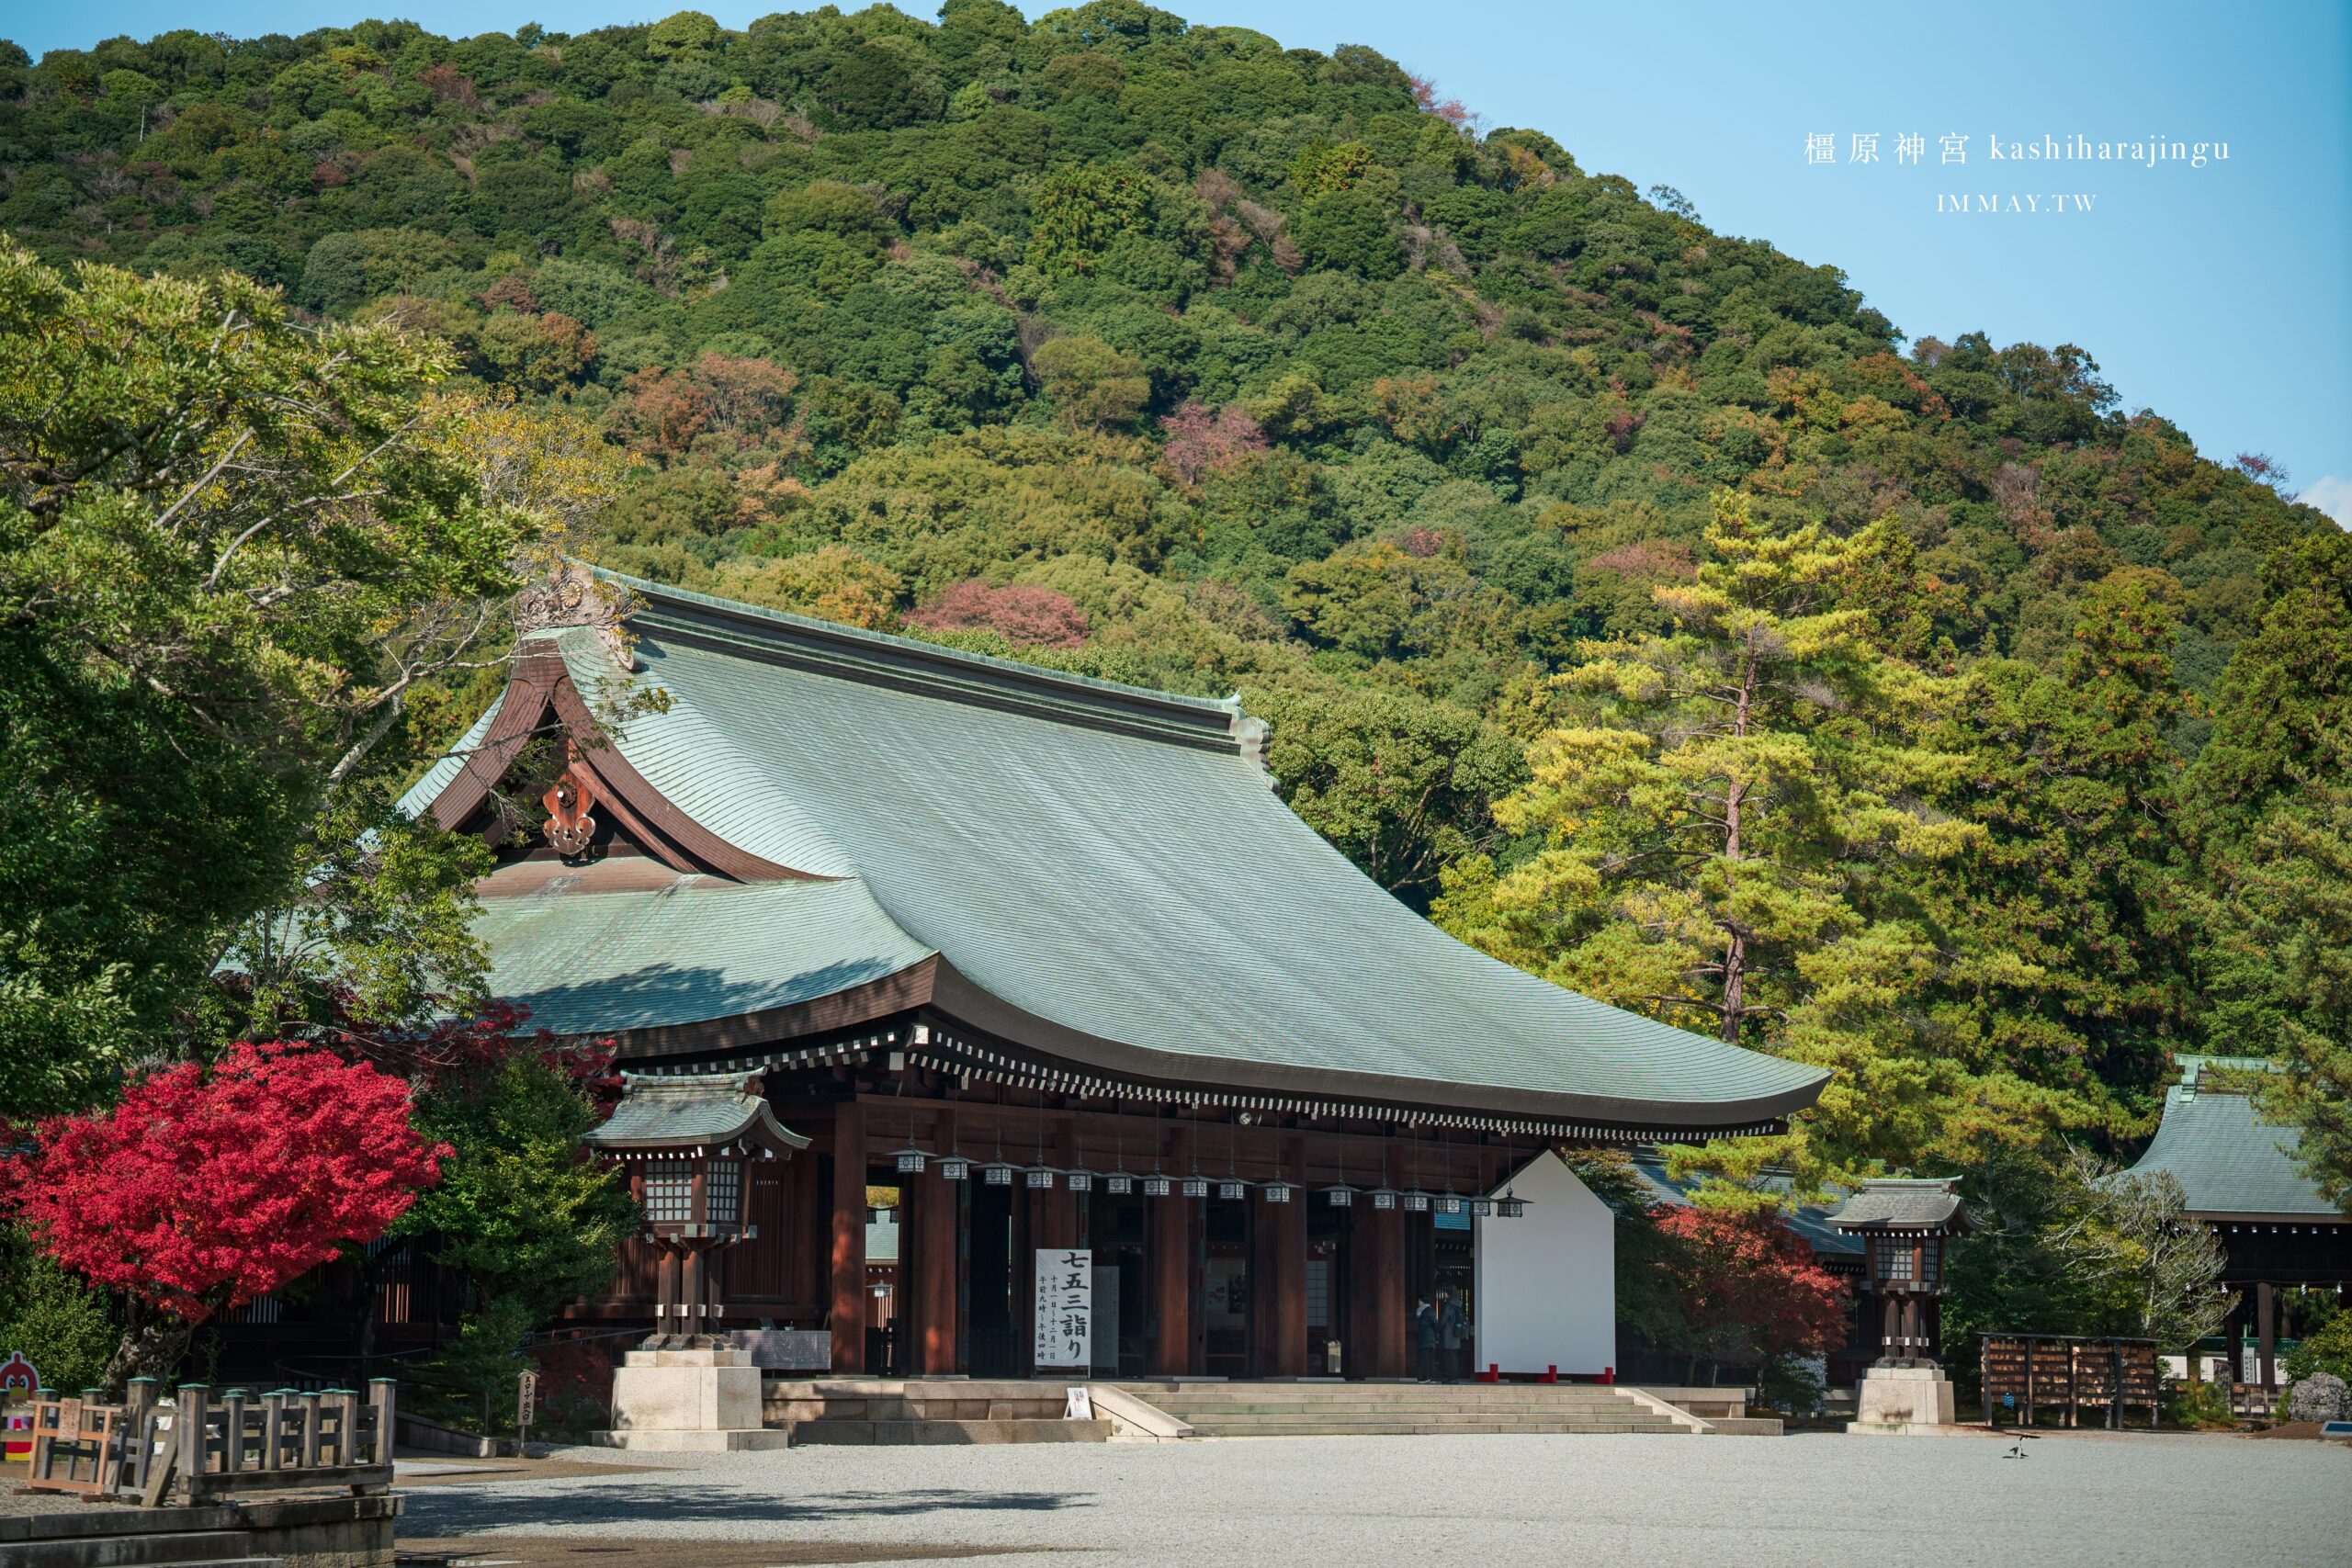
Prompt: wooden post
<box><xmin>681</xmin><ymin>1247</ymin><xmax>707</xmax><ymax>1338</ymax></box>
<box><xmin>831</xmin><ymin>1100</ymin><xmax>868</xmax><ymax>1375</ymax></box>
<box><xmin>262</xmin><ymin>1390</ymin><xmax>284</xmax><ymax>1473</ymax></box>
<box><xmin>299</xmin><ymin>1390</ymin><xmax>322</xmax><ymax>1469</ymax></box>
<box><xmin>221</xmin><ymin>1389</ymin><xmax>246</xmax><ymax>1473</ymax></box>
<box><xmin>1271</xmin><ymin>1135</ymin><xmax>1307</xmax><ymax>1378</ymax></box>
<box><xmin>332</xmin><ymin>1389</ymin><xmax>359</xmax><ymax>1466</ymax></box>
<box><xmin>2256</xmin><ymin>1280</ymin><xmax>2277</xmax><ymax>1392</ymax></box>
<box><xmin>370</xmin><ymin>1380</ymin><xmax>398</xmax><ymax>1465</ymax></box>
<box><xmin>1149</xmin><ymin>1125</ymin><xmax>1193</xmax><ymax>1376</ymax></box>
<box><xmin>123</xmin><ymin>1380</ymin><xmax>156</xmax><ymax>1495</ymax></box>
<box><xmin>1346</xmin><ymin>1193</ymin><xmax>1378</xmax><ymax>1378</ymax></box>
<box><xmin>910</xmin><ymin>1110</ymin><xmax>959</xmax><ymax>1375</ymax></box>
<box><xmin>177</xmin><ymin>1385</ymin><xmax>209</xmax><ymax>1502</ymax></box>
<box><xmin>1369</xmin><ymin>1142</ymin><xmax>1408</xmax><ymax>1378</ymax></box>
<box><xmin>647</xmin><ymin>1246</ymin><xmax>670</xmax><ymax>1337</ymax></box>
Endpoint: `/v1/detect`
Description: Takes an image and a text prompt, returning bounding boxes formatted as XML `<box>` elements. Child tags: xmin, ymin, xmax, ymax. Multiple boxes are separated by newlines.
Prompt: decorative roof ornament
<box><xmin>542</xmin><ymin>743</ymin><xmax>602</xmax><ymax>859</ymax></box>
<box><xmin>514</xmin><ymin>559</ymin><xmax>637</xmax><ymax>671</ymax></box>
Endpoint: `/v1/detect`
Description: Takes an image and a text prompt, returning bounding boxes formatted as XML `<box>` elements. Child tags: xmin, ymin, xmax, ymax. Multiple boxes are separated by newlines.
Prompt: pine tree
<box><xmin>1439</xmin><ymin>491</ymin><xmax>1980</xmax><ymax>1181</ymax></box>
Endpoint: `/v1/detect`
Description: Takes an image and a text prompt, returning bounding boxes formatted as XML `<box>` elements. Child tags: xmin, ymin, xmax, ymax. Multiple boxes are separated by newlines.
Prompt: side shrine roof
<box><xmin>1824</xmin><ymin>1178</ymin><xmax>1970</xmax><ymax>1235</ymax></box>
<box><xmin>2124</xmin><ymin>1057</ymin><xmax>2336</xmax><ymax>1221</ymax></box>
<box><xmin>582</xmin><ymin>1071</ymin><xmax>810</xmax><ymax>1158</ymax></box>
<box><xmin>415</xmin><ymin>573</ymin><xmax>1832</xmax><ymax>1135</ymax></box>
<box><xmin>1626</xmin><ymin>1152</ymin><xmax>1861</xmax><ymax>1258</ymax></box>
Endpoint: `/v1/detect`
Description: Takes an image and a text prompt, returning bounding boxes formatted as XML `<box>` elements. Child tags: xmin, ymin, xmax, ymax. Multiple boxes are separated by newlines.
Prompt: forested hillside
<box><xmin>4</xmin><ymin>4</ymin><xmax>2345</xmax><ymax>1202</ymax></box>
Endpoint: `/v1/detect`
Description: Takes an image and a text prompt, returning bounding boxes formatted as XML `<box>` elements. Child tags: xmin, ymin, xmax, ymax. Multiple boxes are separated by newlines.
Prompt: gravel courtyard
<box><xmin>396</xmin><ymin>1430</ymin><xmax>2352</xmax><ymax>1568</ymax></box>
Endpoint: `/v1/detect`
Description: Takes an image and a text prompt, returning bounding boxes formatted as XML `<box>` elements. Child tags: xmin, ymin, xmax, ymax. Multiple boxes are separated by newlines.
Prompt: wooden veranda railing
<box><xmin>1980</xmin><ymin>1335</ymin><xmax>2159</xmax><ymax>1430</ymax></box>
<box><xmin>23</xmin><ymin>1377</ymin><xmax>396</xmax><ymax>1506</ymax></box>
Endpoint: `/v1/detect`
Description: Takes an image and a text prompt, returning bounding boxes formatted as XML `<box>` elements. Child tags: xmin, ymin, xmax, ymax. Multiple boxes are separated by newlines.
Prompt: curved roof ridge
<box><xmin>549</xmin><ymin>626</ymin><xmax>860</xmax><ymax>880</ymax></box>
<box><xmin>596</xmin><ymin>567</ymin><xmax>1254</xmax><ymax>757</ymax></box>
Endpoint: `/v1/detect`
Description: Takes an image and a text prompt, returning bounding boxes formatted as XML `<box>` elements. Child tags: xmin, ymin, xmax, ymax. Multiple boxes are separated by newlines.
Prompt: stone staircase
<box><xmin>1107</xmin><ymin>1381</ymin><xmax>1700</xmax><ymax>1438</ymax></box>
<box><xmin>763</xmin><ymin>1379</ymin><xmax>1114</xmax><ymax>1445</ymax></box>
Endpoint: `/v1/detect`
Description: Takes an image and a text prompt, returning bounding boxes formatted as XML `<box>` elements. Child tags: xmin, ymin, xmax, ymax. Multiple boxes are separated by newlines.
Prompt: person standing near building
<box><xmin>1411</xmin><ymin>1295</ymin><xmax>1438</xmax><ymax>1382</ymax></box>
<box><xmin>1437</xmin><ymin>1290</ymin><xmax>1467</xmax><ymax>1382</ymax></box>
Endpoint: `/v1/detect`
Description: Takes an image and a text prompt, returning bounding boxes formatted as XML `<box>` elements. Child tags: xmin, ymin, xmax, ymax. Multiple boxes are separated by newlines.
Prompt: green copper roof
<box><xmin>472</xmin><ymin>857</ymin><xmax>934</xmax><ymax>1038</ymax></box>
<box><xmin>454</xmin><ymin>574</ymin><xmax>1830</xmax><ymax>1131</ymax></box>
<box><xmin>2126</xmin><ymin>1063</ymin><xmax>2335</xmax><ymax>1219</ymax></box>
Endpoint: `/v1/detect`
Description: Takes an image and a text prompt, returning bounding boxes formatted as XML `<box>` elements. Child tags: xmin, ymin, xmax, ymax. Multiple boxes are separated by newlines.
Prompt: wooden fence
<box><xmin>1980</xmin><ymin>1335</ymin><xmax>2159</xmax><ymax>1429</ymax></box>
<box><xmin>23</xmin><ymin>1377</ymin><xmax>396</xmax><ymax>1506</ymax></box>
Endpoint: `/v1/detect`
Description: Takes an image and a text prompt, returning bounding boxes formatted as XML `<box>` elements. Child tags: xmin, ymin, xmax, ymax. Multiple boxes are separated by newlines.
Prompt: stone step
<box><xmin>786</xmin><ymin>1418</ymin><xmax>1114</xmax><ymax>1445</ymax></box>
<box><xmin>1138</xmin><ymin>1399</ymin><xmax>1638</xmax><ymax>1413</ymax></box>
<box><xmin>1166</xmin><ymin>1409</ymin><xmax>1652</xmax><ymax>1420</ymax></box>
<box><xmin>1182</xmin><ymin>1421</ymin><xmax>1684</xmax><ymax>1438</ymax></box>
<box><xmin>10</xmin><ymin>1538</ymin><xmax>277</xmax><ymax>1568</ymax></box>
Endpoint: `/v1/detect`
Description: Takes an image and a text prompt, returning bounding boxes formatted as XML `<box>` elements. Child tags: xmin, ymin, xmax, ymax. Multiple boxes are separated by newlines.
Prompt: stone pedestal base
<box><xmin>1846</xmin><ymin>1364</ymin><xmax>1958</xmax><ymax>1435</ymax></box>
<box><xmin>601</xmin><ymin>1346</ymin><xmax>784</xmax><ymax>1451</ymax></box>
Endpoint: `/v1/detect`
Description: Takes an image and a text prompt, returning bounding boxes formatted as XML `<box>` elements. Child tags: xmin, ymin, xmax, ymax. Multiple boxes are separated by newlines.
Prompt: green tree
<box><xmin>1440</xmin><ymin>493</ymin><xmax>1981</xmax><ymax>1179</ymax></box>
<box><xmin>1031</xmin><ymin>335</ymin><xmax>1151</xmax><ymax>431</ymax></box>
<box><xmin>403</xmin><ymin>1055</ymin><xmax>636</xmax><ymax>1410</ymax></box>
<box><xmin>2185</xmin><ymin>534</ymin><xmax>2352</xmax><ymax>1210</ymax></box>
<box><xmin>0</xmin><ymin>1231</ymin><xmax>119</xmax><ymax>1394</ymax></box>
<box><xmin>1248</xmin><ymin>680</ymin><xmax>1523</xmax><ymax>912</ymax></box>
<box><xmin>0</xmin><ymin>243</ymin><xmax>545</xmax><ymax>1115</ymax></box>
<box><xmin>1026</xmin><ymin>164</ymin><xmax>1153</xmax><ymax>275</ymax></box>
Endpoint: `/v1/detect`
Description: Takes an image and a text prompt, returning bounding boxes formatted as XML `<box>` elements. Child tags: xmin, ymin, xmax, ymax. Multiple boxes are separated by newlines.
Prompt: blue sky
<box><xmin>12</xmin><ymin>0</ymin><xmax>2348</xmax><ymax>523</ymax></box>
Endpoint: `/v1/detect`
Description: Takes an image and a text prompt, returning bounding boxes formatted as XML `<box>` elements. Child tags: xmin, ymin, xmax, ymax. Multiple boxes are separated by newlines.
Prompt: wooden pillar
<box><xmin>1150</xmin><ymin>1125</ymin><xmax>1193</xmax><ymax>1376</ymax></box>
<box><xmin>829</xmin><ymin>1100</ymin><xmax>866</xmax><ymax>1374</ymax></box>
<box><xmin>910</xmin><ymin>1110</ymin><xmax>959</xmax><ymax>1375</ymax></box>
<box><xmin>1271</xmin><ymin>1134</ymin><xmax>1307</xmax><ymax>1377</ymax></box>
<box><xmin>653</xmin><ymin>1247</ymin><xmax>680</xmax><ymax>1338</ymax></box>
<box><xmin>1036</xmin><ymin>1117</ymin><xmax>1080</xmax><ymax>1251</ymax></box>
<box><xmin>1346</xmin><ymin>1199</ymin><xmax>1378</xmax><ymax>1378</ymax></box>
<box><xmin>1249</xmin><ymin>1183</ymin><xmax>1283</xmax><ymax>1376</ymax></box>
<box><xmin>1368</xmin><ymin>1142</ymin><xmax>1407</xmax><ymax>1377</ymax></box>
<box><xmin>1023</xmin><ymin>1119</ymin><xmax>1079</xmax><ymax>1377</ymax></box>
<box><xmin>2256</xmin><ymin>1280</ymin><xmax>2277</xmax><ymax>1391</ymax></box>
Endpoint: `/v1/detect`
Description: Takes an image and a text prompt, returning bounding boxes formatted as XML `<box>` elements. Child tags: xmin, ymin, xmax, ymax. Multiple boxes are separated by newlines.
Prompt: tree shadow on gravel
<box><xmin>401</xmin><ymin>1483</ymin><xmax>1092</xmax><ymax>1534</ymax></box>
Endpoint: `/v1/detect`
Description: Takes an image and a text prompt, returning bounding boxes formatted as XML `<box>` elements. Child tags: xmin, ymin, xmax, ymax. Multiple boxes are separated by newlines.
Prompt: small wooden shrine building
<box><xmin>2124</xmin><ymin>1056</ymin><xmax>2351</xmax><ymax>1392</ymax></box>
<box><xmin>402</xmin><ymin>572</ymin><xmax>1830</xmax><ymax>1381</ymax></box>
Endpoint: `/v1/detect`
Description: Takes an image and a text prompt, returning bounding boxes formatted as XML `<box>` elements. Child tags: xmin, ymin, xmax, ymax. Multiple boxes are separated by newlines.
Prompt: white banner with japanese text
<box><xmin>1035</xmin><ymin>1247</ymin><xmax>1092</xmax><ymax>1371</ymax></box>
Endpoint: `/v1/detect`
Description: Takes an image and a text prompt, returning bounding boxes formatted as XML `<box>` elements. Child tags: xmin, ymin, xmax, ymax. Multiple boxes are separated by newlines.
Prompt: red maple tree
<box><xmin>905</xmin><ymin>580</ymin><xmax>1090</xmax><ymax>649</ymax></box>
<box><xmin>1650</xmin><ymin>1204</ymin><xmax>1849</xmax><ymax>1379</ymax></box>
<box><xmin>2</xmin><ymin>1042</ymin><xmax>447</xmax><ymax>1384</ymax></box>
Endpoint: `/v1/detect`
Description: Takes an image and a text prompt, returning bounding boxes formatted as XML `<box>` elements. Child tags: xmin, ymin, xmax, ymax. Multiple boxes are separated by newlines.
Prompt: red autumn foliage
<box><xmin>479</xmin><ymin>273</ymin><xmax>539</xmax><ymax>314</ymax></box>
<box><xmin>1159</xmin><ymin>400</ymin><xmax>1270</xmax><ymax>484</ymax></box>
<box><xmin>906</xmin><ymin>580</ymin><xmax>1090</xmax><ymax>649</ymax></box>
<box><xmin>612</xmin><ymin>366</ymin><xmax>713</xmax><ymax>459</ymax></box>
<box><xmin>2</xmin><ymin>1043</ymin><xmax>445</xmax><ymax>1325</ymax></box>
<box><xmin>1649</xmin><ymin>1204</ymin><xmax>1849</xmax><ymax>1367</ymax></box>
<box><xmin>691</xmin><ymin>352</ymin><xmax>798</xmax><ymax>435</ymax></box>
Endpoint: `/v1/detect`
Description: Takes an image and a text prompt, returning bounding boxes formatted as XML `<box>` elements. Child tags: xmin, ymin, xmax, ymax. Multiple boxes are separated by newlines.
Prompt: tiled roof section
<box><xmin>1825</xmin><ymin>1178</ymin><xmax>1969</xmax><ymax>1234</ymax></box>
<box><xmin>585</xmin><ymin>1071</ymin><xmax>810</xmax><ymax>1156</ymax></box>
<box><xmin>395</xmin><ymin>692</ymin><xmax>503</xmax><ymax>820</ymax></box>
<box><xmin>551</xmin><ymin>627</ymin><xmax>859</xmax><ymax>879</ymax></box>
<box><xmin>472</xmin><ymin>856</ymin><xmax>934</xmax><ymax>1037</ymax></box>
<box><xmin>2126</xmin><ymin>1065</ymin><xmax>2335</xmax><ymax>1219</ymax></box>
<box><xmin>548</xmin><ymin>579</ymin><xmax>1830</xmax><ymax>1129</ymax></box>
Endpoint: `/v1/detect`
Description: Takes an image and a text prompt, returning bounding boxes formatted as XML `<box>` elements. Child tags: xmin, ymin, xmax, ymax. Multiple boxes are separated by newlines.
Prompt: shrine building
<box><xmin>401</xmin><ymin>572</ymin><xmax>1831</xmax><ymax>1381</ymax></box>
<box><xmin>2124</xmin><ymin>1056</ymin><xmax>2352</xmax><ymax>1396</ymax></box>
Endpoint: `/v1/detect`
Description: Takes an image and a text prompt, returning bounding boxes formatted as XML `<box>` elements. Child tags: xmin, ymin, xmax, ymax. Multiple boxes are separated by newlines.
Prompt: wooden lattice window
<box><xmin>706</xmin><ymin>1162</ymin><xmax>741</xmax><ymax>1225</ymax></box>
<box><xmin>645</xmin><ymin>1162</ymin><xmax>695</xmax><ymax>1223</ymax></box>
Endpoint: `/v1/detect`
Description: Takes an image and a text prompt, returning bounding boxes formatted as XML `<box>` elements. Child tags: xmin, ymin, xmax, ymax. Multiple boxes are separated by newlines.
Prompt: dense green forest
<box><xmin>2</xmin><ymin>2</ymin><xmax>2346</xmax><ymax>1222</ymax></box>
